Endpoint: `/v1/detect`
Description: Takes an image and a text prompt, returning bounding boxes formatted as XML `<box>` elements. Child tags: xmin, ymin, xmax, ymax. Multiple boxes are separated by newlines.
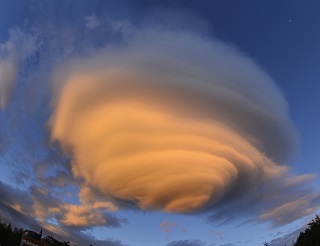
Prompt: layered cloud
<box><xmin>48</xmin><ymin>29</ymin><xmax>318</xmax><ymax>223</ymax></box>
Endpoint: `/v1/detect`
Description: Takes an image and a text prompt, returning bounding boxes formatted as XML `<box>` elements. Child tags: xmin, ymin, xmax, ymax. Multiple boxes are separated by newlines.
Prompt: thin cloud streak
<box><xmin>166</xmin><ymin>239</ymin><xmax>206</xmax><ymax>246</ymax></box>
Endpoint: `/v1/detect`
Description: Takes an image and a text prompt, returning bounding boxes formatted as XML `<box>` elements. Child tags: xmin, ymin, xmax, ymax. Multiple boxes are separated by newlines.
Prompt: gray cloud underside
<box><xmin>166</xmin><ymin>239</ymin><xmax>206</xmax><ymax>246</ymax></box>
<box><xmin>0</xmin><ymin>181</ymin><xmax>127</xmax><ymax>246</ymax></box>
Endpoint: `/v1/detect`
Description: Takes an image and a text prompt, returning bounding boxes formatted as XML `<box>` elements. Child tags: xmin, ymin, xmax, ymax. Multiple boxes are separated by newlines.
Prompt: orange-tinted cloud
<box><xmin>49</xmin><ymin>30</ymin><xmax>318</xmax><ymax>222</ymax></box>
<box><xmin>160</xmin><ymin>219</ymin><xmax>177</xmax><ymax>232</ymax></box>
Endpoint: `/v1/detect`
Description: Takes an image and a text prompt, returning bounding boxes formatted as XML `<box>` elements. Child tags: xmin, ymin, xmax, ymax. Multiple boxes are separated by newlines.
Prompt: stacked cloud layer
<box><xmin>50</xmin><ymin>30</ymin><xmax>301</xmax><ymax>216</ymax></box>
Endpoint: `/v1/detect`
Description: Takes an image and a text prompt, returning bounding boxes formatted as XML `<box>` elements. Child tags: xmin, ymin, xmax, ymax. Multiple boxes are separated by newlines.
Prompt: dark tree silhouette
<box><xmin>0</xmin><ymin>219</ymin><xmax>24</xmax><ymax>246</ymax></box>
<box><xmin>0</xmin><ymin>218</ymin><xmax>70</xmax><ymax>246</ymax></box>
<box><xmin>294</xmin><ymin>214</ymin><xmax>320</xmax><ymax>246</ymax></box>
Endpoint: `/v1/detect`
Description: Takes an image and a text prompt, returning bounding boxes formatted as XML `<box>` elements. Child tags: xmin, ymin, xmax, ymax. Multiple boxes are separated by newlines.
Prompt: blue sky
<box><xmin>0</xmin><ymin>1</ymin><xmax>320</xmax><ymax>246</ymax></box>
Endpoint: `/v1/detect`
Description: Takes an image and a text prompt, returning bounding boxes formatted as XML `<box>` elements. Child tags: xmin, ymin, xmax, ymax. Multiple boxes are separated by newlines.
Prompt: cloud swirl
<box><xmin>50</xmin><ymin>30</ymin><xmax>298</xmax><ymax>215</ymax></box>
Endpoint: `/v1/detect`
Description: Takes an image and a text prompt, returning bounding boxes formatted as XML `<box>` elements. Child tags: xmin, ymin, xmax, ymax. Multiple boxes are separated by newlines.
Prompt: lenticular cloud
<box><xmin>49</xmin><ymin>30</ymin><xmax>296</xmax><ymax>213</ymax></box>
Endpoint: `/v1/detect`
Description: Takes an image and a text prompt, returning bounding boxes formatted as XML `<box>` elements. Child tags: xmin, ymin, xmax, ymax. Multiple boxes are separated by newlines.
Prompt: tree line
<box><xmin>0</xmin><ymin>219</ymin><xmax>70</xmax><ymax>246</ymax></box>
<box><xmin>0</xmin><ymin>219</ymin><xmax>24</xmax><ymax>246</ymax></box>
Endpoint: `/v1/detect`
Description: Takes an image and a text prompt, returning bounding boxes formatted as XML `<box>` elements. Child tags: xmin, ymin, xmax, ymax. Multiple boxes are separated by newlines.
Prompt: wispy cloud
<box><xmin>85</xmin><ymin>15</ymin><xmax>101</xmax><ymax>30</ymax></box>
<box><xmin>0</xmin><ymin>181</ymin><xmax>127</xmax><ymax>245</ymax></box>
<box><xmin>166</xmin><ymin>239</ymin><xmax>206</xmax><ymax>246</ymax></box>
<box><xmin>0</xmin><ymin>28</ymin><xmax>39</xmax><ymax>110</ymax></box>
<box><xmin>268</xmin><ymin>226</ymin><xmax>305</xmax><ymax>246</ymax></box>
<box><xmin>160</xmin><ymin>219</ymin><xmax>177</xmax><ymax>232</ymax></box>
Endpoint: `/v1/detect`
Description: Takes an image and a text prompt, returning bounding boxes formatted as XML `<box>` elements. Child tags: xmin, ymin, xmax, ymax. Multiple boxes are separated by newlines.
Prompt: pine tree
<box><xmin>294</xmin><ymin>214</ymin><xmax>320</xmax><ymax>246</ymax></box>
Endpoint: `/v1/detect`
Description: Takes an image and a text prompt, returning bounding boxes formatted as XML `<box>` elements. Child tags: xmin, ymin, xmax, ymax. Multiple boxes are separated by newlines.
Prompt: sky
<box><xmin>0</xmin><ymin>1</ymin><xmax>320</xmax><ymax>246</ymax></box>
